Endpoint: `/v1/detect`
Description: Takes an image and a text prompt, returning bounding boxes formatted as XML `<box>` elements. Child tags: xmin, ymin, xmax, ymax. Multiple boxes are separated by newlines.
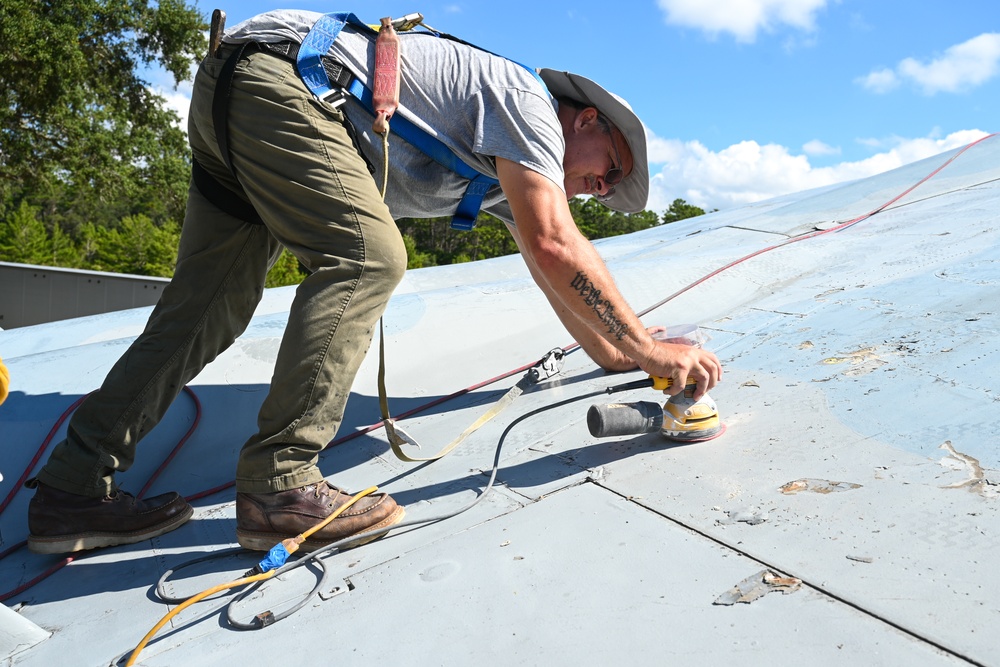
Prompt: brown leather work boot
<box><xmin>26</xmin><ymin>479</ymin><xmax>194</xmax><ymax>554</ymax></box>
<box><xmin>236</xmin><ymin>480</ymin><xmax>405</xmax><ymax>552</ymax></box>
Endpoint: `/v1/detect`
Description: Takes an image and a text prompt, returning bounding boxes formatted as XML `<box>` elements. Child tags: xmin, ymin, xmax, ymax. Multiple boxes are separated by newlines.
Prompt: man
<box><xmin>26</xmin><ymin>10</ymin><xmax>722</xmax><ymax>555</ymax></box>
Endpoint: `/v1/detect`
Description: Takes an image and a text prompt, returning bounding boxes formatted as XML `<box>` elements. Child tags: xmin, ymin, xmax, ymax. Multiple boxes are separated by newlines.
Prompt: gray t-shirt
<box><xmin>225</xmin><ymin>10</ymin><xmax>566</xmax><ymax>223</ymax></box>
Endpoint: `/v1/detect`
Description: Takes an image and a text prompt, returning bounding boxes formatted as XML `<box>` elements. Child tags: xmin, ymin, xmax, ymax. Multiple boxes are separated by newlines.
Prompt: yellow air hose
<box><xmin>125</xmin><ymin>486</ymin><xmax>377</xmax><ymax>666</ymax></box>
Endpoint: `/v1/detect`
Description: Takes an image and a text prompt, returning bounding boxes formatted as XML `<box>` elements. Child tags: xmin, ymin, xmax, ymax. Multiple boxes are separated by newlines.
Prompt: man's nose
<box><xmin>593</xmin><ymin>175</ymin><xmax>610</xmax><ymax>195</ymax></box>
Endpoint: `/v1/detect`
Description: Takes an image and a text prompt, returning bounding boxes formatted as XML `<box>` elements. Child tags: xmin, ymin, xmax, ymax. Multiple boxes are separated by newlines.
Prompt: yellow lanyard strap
<box><xmin>377</xmin><ymin>327</ymin><xmax>565</xmax><ymax>462</ymax></box>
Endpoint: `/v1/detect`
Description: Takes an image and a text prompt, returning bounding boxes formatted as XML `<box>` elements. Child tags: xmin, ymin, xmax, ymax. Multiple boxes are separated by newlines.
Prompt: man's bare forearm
<box><xmin>568</xmin><ymin>270</ymin><xmax>630</xmax><ymax>341</ymax></box>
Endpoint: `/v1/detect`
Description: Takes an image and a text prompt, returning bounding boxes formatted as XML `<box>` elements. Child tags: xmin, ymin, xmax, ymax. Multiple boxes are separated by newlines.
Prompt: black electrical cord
<box><xmin>156</xmin><ymin>383</ymin><xmax>613</xmax><ymax>632</ymax></box>
<box><xmin>224</xmin><ymin>386</ymin><xmax>610</xmax><ymax>629</ymax></box>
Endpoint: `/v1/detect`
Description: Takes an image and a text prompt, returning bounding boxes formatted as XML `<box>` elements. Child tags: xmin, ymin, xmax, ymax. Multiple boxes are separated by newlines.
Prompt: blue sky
<box><xmin>158</xmin><ymin>0</ymin><xmax>998</xmax><ymax>213</ymax></box>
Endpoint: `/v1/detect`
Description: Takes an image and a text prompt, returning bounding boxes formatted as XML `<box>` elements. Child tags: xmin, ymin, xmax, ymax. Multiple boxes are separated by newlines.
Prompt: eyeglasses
<box><xmin>596</xmin><ymin>114</ymin><xmax>624</xmax><ymax>201</ymax></box>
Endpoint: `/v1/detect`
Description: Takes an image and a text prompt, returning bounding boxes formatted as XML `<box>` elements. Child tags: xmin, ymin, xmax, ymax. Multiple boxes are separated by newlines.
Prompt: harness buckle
<box><xmin>320</xmin><ymin>88</ymin><xmax>348</xmax><ymax>108</ymax></box>
<box><xmin>528</xmin><ymin>348</ymin><xmax>565</xmax><ymax>384</ymax></box>
<box><xmin>391</xmin><ymin>13</ymin><xmax>425</xmax><ymax>31</ymax></box>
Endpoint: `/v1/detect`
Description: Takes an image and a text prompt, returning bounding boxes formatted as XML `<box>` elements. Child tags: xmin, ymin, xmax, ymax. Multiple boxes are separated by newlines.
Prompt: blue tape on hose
<box><xmin>257</xmin><ymin>543</ymin><xmax>291</xmax><ymax>573</ymax></box>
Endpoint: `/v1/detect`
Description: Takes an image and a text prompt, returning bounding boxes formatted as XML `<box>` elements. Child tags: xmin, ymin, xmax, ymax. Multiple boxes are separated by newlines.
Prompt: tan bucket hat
<box><xmin>538</xmin><ymin>69</ymin><xmax>650</xmax><ymax>213</ymax></box>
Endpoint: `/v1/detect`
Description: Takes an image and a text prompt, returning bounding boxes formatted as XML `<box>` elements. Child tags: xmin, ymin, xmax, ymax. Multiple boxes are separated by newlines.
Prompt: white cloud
<box><xmin>646</xmin><ymin>128</ymin><xmax>990</xmax><ymax>213</ymax></box>
<box><xmin>859</xmin><ymin>33</ymin><xmax>1000</xmax><ymax>95</ymax></box>
<box><xmin>802</xmin><ymin>139</ymin><xmax>840</xmax><ymax>156</ymax></box>
<box><xmin>155</xmin><ymin>85</ymin><xmax>192</xmax><ymax>132</ymax></box>
<box><xmin>148</xmin><ymin>61</ymin><xmax>197</xmax><ymax>133</ymax></box>
<box><xmin>856</xmin><ymin>67</ymin><xmax>899</xmax><ymax>94</ymax></box>
<box><xmin>657</xmin><ymin>0</ymin><xmax>828</xmax><ymax>42</ymax></box>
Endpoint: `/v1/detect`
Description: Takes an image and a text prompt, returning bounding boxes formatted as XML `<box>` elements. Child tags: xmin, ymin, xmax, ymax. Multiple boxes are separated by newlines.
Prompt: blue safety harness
<box><xmin>296</xmin><ymin>12</ymin><xmax>548</xmax><ymax>230</ymax></box>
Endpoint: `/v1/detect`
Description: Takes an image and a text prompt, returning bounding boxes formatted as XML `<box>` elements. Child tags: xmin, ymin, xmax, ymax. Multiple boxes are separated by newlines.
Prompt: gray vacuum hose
<box><xmin>587</xmin><ymin>401</ymin><xmax>664</xmax><ymax>438</ymax></box>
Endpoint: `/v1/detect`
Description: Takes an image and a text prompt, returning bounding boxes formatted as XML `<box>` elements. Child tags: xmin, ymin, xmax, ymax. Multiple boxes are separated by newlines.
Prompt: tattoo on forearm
<box><xmin>570</xmin><ymin>271</ymin><xmax>629</xmax><ymax>340</ymax></box>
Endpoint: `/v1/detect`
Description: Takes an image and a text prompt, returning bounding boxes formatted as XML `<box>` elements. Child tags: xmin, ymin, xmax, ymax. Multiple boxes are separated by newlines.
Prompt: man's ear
<box><xmin>574</xmin><ymin>106</ymin><xmax>600</xmax><ymax>131</ymax></box>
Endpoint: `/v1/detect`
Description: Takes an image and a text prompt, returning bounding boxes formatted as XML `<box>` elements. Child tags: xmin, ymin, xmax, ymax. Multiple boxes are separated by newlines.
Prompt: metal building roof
<box><xmin>1</xmin><ymin>134</ymin><xmax>998</xmax><ymax>666</ymax></box>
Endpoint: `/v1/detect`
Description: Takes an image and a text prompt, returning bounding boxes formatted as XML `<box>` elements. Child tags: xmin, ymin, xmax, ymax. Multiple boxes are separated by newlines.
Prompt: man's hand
<box><xmin>640</xmin><ymin>341</ymin><xmax>722</xmax><ymax>401</ymax></box>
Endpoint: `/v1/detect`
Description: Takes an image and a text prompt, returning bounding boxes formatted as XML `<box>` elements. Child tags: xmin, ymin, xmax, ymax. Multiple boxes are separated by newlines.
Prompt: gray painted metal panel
<box><xmin>125</xmin><ymin>486</ymin><xmax>966</xmax><ymax>667</ymax></box>
<box><xmin>1</xmin><ymin>136</ymin><xmax>998</xmax><ymax>666</ymax></box>
<box><xmin>0</xmin><ymin>262</ymin><xmax>169</xmax><ymax>329</ymax></box>
<box><xmin>0</xmin><ymin>603</ymin><xmax>49</xmax><ymax>660</ymax></box>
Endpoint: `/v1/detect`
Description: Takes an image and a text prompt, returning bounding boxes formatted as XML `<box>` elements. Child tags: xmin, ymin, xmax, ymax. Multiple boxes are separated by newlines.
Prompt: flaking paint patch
<box><xmin>939</xmin><ymin>440</ymin><xmax>1000</xmax><ymax>498</ymax></box>
<box><xmin>714</xmin><ymin>570</ymin><xmax>802</xmax><ymax>605</ymax></box>
<box><xmin>718</xmin><ymin>505</ymin><xmax>769</xmax><ymax>525</ymax></box>
<box><xmin>820</xmin><ymin>346</ymin><xmax>887</xmax><ymax>376</ymax></box>
<box><xmin>847</xmin><ymin>554</ymin><xmax>875</xmax><ymax>563</ymax></box>
<box><xmin>780</xmin><ymin>478</ymin><xmax>862</xmax><ymax>494</ymax></box>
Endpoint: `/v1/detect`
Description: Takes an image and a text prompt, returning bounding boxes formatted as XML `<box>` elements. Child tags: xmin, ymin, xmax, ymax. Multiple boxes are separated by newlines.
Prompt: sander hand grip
<box><xmin>649</xmin><ymin>375</ymin><xmax>698</xmax><ymax>391</ymax></box>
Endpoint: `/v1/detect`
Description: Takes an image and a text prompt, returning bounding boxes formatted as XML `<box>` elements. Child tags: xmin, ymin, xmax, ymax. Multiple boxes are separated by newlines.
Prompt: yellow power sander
<box><xmin>587</xmin><ymin>376</ymin><xmax>725</xmax><ymax>443</ymax></box>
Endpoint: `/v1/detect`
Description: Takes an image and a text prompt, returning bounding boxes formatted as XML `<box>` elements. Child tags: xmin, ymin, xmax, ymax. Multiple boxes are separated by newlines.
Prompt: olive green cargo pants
<box><xmin>37</xmin><ymin>48</ymin><xmax>407</xmax><ymax>496</ymax></box>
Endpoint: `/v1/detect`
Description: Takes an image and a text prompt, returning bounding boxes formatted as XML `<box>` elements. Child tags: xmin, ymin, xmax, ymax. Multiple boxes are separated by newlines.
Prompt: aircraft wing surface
<box><xmin>1</xmin><ymin>135</ymin><xmax>998</xmax><ymax>666</ymax></box>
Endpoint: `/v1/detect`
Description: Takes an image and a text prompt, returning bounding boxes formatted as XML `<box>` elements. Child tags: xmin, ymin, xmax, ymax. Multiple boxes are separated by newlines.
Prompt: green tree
<box><xmin>401</xmin><ymin>233</ymin><xmax>438</xmax><ymax>269</ymax></box>
<box><xmin>0</xmin><ymin>200</ymin><xmax>50</xmax><ymax>264</ymax></box>
<box><xmin>0</xmin><ymin>0</ymin><xmax>206</xmax><ymax>229</ymax></box>
<box><xmin>569</xmin><ymin>197</ymin><xmax>660</xmax><ymax>240</ymax></box>
<box><xmin>49</xmin><ymin>222</ymin><xmax>81</xmax><ymax>267</ymax></box>
<box><xmin>77</xmin><ymin>222</ymin><xmax>102</xmax><ymax>268</ymax></box>
<box><xmin>396</xmin><ymin>213</ymin><xmax>520</xmax><ymax>268</ymax></box>
<box><xmin>81</xmin><ymin>215</ymin><xmax>179</xmax><ymax>276</ymax></box>
<box><xmin>265</xmin><ymin>249</ymin><xmax>309</xmax><ymax>288</ymax></box>
<box><xmin>661</xmin><ymin>198</ymin><xmax>707</xmax><ymax>224</ymax></box>
<box><xmin>463</xmin><ymin>214</ymin><xmax>519</xmax><ymax>261</ymax></box>
<box><xmin>396</xmin><ymin>217</ymin><xmax>457</xmax><ymax>265</ymax></box>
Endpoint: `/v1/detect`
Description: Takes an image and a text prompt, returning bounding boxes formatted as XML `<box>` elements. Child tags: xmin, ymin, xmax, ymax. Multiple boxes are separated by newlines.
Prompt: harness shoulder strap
<box><xmin>297</xmin><ymin>13</ymin><xmax>371</xmax><ymax>101</ymax></box>
<box><xmin>342</xmin><ymin>77</ymin><xmax>498</xmax><ymax>231</ymax></box>
<box><xmin>297</xmin><ymin>13</ymin><xmax>543</xmax><ymax>230</ymax></box>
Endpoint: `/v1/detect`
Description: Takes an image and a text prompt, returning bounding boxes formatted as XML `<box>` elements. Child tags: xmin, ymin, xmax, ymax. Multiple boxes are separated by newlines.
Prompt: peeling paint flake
<box><xmin>939</xmin><ymin>441</ymin><xmax>1000</xmax><ymax>498</ymax></box>
<box><xmin>717</xmin><ymin>506</ymin><xmax>769</xmax><ymax>525</ymax></box>
<box><xmin>780</xmin><ymin>479</ymin><xmax>862</xmax><ymax>495</ymax></box>
<box><xmin>820</xmin><ymin>346</ymin><xmax>888</xmax><ymax>376</ymax></box>
<box><xmin>714</xmin><ymin>570</ymin><xmax>802</xmax><ymax>606</ymax></box>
